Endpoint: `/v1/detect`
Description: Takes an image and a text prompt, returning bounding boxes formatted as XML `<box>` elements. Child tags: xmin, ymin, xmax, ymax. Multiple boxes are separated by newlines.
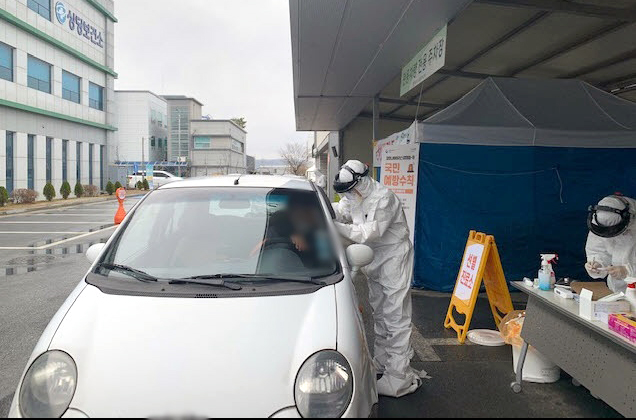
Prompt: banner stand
<box><xmin>444</xmin><ymin>230</ymin><xmax>515</xmax><ymax>344</ymax></box>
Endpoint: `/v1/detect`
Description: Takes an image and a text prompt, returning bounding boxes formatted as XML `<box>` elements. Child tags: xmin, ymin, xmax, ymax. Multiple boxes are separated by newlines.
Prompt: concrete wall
<box><xmin>341</xmin><ymin>117</ymin><xmax>411</xmax><ymax>167</ymax></box>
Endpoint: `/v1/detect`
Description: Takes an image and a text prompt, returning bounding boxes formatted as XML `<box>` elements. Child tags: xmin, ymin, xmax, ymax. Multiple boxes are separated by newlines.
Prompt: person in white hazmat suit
<box><xmin>584</xmin><ymin>195</ymin><xmax>636</xmax><ymax>293</ymax></box>
<box><xmin>332</xmin><ymin>160</ymin><xmax>424</xmax><ymax>398</ymax></box>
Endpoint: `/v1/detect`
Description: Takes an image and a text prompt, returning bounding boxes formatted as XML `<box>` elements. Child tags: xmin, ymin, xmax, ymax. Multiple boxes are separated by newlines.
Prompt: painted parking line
<box><xmin>0</xmin><ymin>231</ymin><xmax>90</xmax><ymax>234</ymax></box>
<box><xmin>0</xmin><ymin>225</ymin><xmax>116</xmax><ymax>250</ymax></box>
<box><xmin>20</xmin><ymin>213</ymin><xmax>117</xmax><ymax>216</ymax></box>
<box><xmin>411</xmin><ymin>326</ymin><xmax>473</xmax><ymax>362</ymax></box>
<box><xmin>0</xmin><ymin>221</ymin><xmax>112</xmax><ymax>224</ymax></box>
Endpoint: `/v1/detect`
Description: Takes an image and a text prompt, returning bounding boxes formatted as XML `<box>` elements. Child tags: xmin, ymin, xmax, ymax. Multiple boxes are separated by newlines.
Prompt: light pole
<box><xmin>177</xmin><ymin>111</ymin><xmax>181</xmax><ymax>177</ymax></box>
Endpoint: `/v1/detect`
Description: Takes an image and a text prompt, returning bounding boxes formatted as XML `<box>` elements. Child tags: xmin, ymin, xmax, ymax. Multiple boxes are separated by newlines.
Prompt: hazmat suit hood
<box><xmin>333</xmin><ymin>160</ymin><xmax>369</xmax><ymax>194</ymax></box>
<box><xmin>586</xmin><ymin>195</ymin><xmax>636</xmax><ymax>293</ymax></box>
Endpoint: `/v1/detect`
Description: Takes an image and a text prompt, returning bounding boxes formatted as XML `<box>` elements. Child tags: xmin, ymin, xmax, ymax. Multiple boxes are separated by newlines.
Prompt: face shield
<box><xmin>333</xmin><ymin>163</ymin><xmax>369</xmax><ymax>194</ymax></box>
<box><xmin>587</xmin><ymin>196</ymin><xmax>632</xmax><ymax>238</ymax></box>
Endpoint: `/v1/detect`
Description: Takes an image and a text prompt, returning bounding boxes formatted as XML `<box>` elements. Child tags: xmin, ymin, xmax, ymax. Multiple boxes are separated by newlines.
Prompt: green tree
<box><xmin>60</xmin><ymin>181</ymin><xmax>71</xmax><ymax>200</ymax></box>
<box><xmin>0</xmin><ymin>187</ymin><xmax>8</xmax><ymax>206</ymax></box>
<box><xmin>231</xmin><ymin>117</ymin><xmax>247</xmax><ymax>129</ymax></box>
<box><xmin>43</xmin><ymin>183</ymin><xmax>56</xmax><ymax>201</ymax></box>
<box><xmin>105</xmin><ymin>181</ymin><xmax>115</xmax><ymax>195</ymax></box>
<box><xmin>114</xmin><ymin>181</ymin><xmax>122</xmax><ymax>190</ymax></box>
<box><xmin>142</xmin><ymin>179</ymin><xmax>150</xmax><ymax>190</ymax></box>
<box><xmin>74</xmin><ymin>182</ymin><xmax>84</xmax><ymax>198</ymax></box>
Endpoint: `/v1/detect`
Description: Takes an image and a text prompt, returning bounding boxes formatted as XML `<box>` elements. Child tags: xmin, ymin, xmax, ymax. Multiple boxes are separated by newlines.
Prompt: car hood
<box><xmin>49</xmin><ymin>283</ymin><xmax>337</xmax><ymax>418</ymax></box>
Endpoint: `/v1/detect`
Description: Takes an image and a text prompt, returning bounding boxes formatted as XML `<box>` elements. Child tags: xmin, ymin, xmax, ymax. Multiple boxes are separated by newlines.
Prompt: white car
<box><xmin>127</xmin><ymin>170</ymin><xmax>182</xmax><ymax>189</ymax></box>
<box><xmin>10</xmin><ymin>175</ymin><xmax>378</xmax><ymax>418</ymax></box>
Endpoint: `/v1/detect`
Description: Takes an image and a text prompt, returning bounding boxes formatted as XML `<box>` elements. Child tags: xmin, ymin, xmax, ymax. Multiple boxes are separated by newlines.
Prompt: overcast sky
<box><xmin>113</xmin><ymin>0</ymin><xmax>312</xmax><ymax>159</ymax></box>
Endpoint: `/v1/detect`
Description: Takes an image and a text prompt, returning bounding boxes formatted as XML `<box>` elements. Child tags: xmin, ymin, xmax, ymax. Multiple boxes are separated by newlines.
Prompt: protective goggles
<box><xmin>333</xmin><ymin>164</ymin><xmax>369</xmax><ymax>194</ymax></box>
<box><xmin>587</xmin><ymin>196</ymin><xmax>631</xmax><ymax>238</ymax></box>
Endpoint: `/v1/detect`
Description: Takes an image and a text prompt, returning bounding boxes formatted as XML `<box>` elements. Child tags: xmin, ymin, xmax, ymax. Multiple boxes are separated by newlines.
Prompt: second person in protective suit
<box><xmin>332</xmin><ymin>160</ymin><xmax>424</xmax><ymax>398</ymax></box>
<box><xmin>585</xmin><ymin>194</ymin><xmax>636</xmax><ymax>293</ymax></box>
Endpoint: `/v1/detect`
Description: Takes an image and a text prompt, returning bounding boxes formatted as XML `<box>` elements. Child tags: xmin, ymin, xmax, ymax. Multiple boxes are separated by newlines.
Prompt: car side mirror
<box><xmin>86</xmin><ymin>243</ymin><xmax>106</xmax><ymax>264</ymax></box>
<box><xmin>346</xmin><ymin>244</ymin><xmax>374</xmax><ymax>271</ymax></box>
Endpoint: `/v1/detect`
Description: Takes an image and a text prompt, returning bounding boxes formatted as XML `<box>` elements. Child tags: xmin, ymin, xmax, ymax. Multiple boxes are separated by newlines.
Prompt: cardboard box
<box><xmin>608</xmin><ymin>313</ymin><xmax>636</xmax><ymax>343</ymax></box>
<box><xmin>579</xmin><ymin>288</ymin><xmax>631</xmax><ymax>321</ymax></box>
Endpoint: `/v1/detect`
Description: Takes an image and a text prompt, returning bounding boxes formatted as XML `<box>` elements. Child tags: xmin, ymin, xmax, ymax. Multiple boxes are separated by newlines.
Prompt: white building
<box><xmin>110</xmin><ymin>91</ymin><xmax>168</xmax><ymax>180</ymax></box>
<box><xmin>190</xmin><ymin>119</ymin><xmax>247</xmax><ymax>176</ymax></box>
<box><xmin>0</xmin><ymin>0</ymin><xmax>116</xmax><ymax>198</ymax></box>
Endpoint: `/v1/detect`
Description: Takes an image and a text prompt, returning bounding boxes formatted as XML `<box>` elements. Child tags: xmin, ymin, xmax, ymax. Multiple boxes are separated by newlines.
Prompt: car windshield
<box><xmin>98</xmin><ymin>187</ymin><xmax>338</xmax><ymax>280</ymax></box>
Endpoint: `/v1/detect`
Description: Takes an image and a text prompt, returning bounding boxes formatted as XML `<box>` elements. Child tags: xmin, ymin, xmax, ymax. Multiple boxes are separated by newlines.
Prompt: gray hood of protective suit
<box><xmin>586</xmin><ymin>196</ymin><xmax>636</xmax><ymax>293</ymax></box>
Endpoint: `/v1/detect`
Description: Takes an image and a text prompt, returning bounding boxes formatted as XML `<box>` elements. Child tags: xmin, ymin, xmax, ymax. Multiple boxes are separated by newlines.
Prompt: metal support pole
<box><xmin>372</xmin><ymin>95</ymin><xmax>380</xmax><ymax>141</ymax></box>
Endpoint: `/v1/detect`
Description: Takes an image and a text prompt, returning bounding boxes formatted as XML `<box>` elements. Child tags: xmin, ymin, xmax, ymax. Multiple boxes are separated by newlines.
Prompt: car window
<box><xmin>99</xmin><ymin>187</ymin><xmax>338</xmax><ymax>281</ymax></box>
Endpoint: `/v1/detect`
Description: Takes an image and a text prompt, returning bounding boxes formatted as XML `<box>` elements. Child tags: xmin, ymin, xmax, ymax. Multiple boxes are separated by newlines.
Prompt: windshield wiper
<box><xmin>168</xmin><ymin>278</ymin><xmax>243</xmax><ymax>291</ymax></box>
<box><xmin>96</xmin><ymin>263</ymin><xmax>158</xmax><ymax>283</ymax></box>
<box><xmin>187</xmin><ymin>273</ymin><xmax>326</xmax><ymax>286</ymax></box>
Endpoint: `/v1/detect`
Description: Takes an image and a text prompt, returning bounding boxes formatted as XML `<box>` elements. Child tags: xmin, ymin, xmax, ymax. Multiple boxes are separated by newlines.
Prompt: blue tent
<box><xmin>411</xmin><ymin>77</ymin><xmax>636</xmax><ymax>291</ymax></box>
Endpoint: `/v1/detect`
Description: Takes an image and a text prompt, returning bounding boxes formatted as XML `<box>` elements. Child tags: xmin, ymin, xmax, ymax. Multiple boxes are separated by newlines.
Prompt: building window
<box><xmin>150</xmin><ymin>137</ymin><xmax>156</xmax><ymax>147</ymax></box>
<box><xmin>62</xmin><ymin>140</ymin><xmax>68</xmax><ymax>182</ymax></box>
<box><xmin>27</xmin><ymin>135</ymin><xmax>35</xmax><ymax>190</ymax></box>
<box><xmin>0</xmin><ymin>42</ymin><xmax>13</xmax><ymax>82</ymax></box>
<box><xmin>194</xmin><ymin>136</ymin><xmax>211</xmax><ymax>149</ymax></box>
<box><xmin>100</xmin><ymin>145</ymin><xmax>104</xmax><ymax>190</ymax></box>
<box><xmin>6</xmin><ymin>132</ymin><xmax>14</xmax><ymax>194</ymax></box>
<box><xmin>62</xmin><ymin>71</ymin><xmax>81</xmax><ymax>104</ymax></box>
<box><xmin>46</xmin><ymin>137</ymin><xmax>52</xmax><ymax>183</ymax></box>
<box><xmin>27</xmin><ymin>0</ymin><xmax>50</xmax><ymax>20</ymax></box>
<box><xmin>76</xmin><ymin>142</ymin><xmax>81</xmax><ymax>182</ymax></box>
<box><xmin>231</xmin><ymin>139</ymin><xmax>244</xmax><ymax>153</ymax></box>
<box><xmin>89</xmin><ymin>82</ymin><xmax>104</xmax><ymax>110</ymax></box>
<box><xmin>27</xmin><ymin>55</ymin><xmax>51</xmax><ymax>93</ymax></box>
<box><xmin>88</xmin><ymin>144</ymin><xmax>93</xmax><ymax>185</ymax></box>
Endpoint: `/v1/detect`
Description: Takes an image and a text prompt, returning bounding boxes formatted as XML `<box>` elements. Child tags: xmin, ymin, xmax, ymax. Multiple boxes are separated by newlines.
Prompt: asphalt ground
<box><xmin>0</xmin><ymin>198</ymin><xmax>622</xmax><ymax>417</ymax></box>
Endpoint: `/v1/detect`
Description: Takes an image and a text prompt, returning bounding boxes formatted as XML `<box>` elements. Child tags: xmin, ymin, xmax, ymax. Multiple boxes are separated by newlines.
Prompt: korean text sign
<box><xmin>400</xmin><ymin>25</ymin><xmax>447</xmax><ymax>96</ymax></box>
<box><xmin>382</xmin><ymin>144</ymin><xmax>419</xmax><ymax>244</ymax></box>
<box><xmin>454</xmin><ymin>243</ymin><xmax>485</xmax><ymax>301</ymax></box>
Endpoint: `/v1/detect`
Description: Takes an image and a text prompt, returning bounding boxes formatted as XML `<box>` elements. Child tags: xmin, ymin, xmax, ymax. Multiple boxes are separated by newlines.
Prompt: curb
<box><xmin>0</xmin><ymin>193</ymin><xmax>146</xmax><ymax>216</ymax></box>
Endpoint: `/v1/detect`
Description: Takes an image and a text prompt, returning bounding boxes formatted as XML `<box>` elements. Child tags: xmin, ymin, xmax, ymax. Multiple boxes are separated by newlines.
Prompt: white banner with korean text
<box><xmin>382</xmin><ymin>144</ymin><xmax>420</xmax><ymax>244</ymax></box>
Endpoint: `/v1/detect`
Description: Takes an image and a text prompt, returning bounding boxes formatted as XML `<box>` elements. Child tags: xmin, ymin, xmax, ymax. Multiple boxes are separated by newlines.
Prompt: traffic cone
<box><xmin>114</xmin><ymin>187</ymin><xmax>127</xmax><ymax>225</ymax></box>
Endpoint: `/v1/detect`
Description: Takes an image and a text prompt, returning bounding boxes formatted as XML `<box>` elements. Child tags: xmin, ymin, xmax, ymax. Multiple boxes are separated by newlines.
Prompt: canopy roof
<box><xmin>418</xmin><ymin>77</ymin><xmax>636</xmax><ymax>147</ymax></box>
<box><xmin>292</xmin><ymin>0</ymin><xmax>636</xmax><ymax>131</ymax></box>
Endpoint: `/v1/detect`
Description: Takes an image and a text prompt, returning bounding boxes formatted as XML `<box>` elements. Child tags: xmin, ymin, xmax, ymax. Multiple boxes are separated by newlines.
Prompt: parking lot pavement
<box><xmin>0</xmin><ymin>197</ymin><xmax>141</xmax><ymax>417</ymax></box>
<box><xmin>352</xmin><ymin>275</ymin><xmax>621</xmax><ymax>418</ymax></box>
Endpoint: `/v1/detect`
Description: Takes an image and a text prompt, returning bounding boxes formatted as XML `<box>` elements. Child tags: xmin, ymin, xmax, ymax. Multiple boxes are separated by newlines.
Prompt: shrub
<box><xmin>105</xmin><ymin>181</ymin><xmax>115</xmax><ymax>195</ymax></box>
<box><xmin>0</xmin><ymin>187</ymin><xmax>8</xmax><ymax>207</ymax></box>
<box><xmin>74</xmin><ymin>182</ymin><xmax>84</xmax><ymax>198</ymax></box>
<box><xmin>84</xmin><ymin>185</ymin><xmax>99</xmax><ymax>197</ymax></box>
<box><xmin>60</xmin><ymin>181</ymin><xmax>71</xmax><ymax>199</ymax></box>
<box><xmin>114</xmin><ymin>181</ymin><xmax>122</xmax><ymax>191</ymax></box>
<box><xmin>43</xmin><ymin>183</ymin><xmax>56</xmax><ymax>201</ymax></box>
<box><xmin>136</xmin><ymin>180</ymin><xmax>143</xmax><ymax>190</ymax></box>
<box><xmin>142</xmin><ymin>179</ymin><xmax>149</xmax><ymax>190</ymax></box>
<box><xmin>12</xmin><ymin>189</ymin><xmax>38</xmax><ymax>204</ymax></box>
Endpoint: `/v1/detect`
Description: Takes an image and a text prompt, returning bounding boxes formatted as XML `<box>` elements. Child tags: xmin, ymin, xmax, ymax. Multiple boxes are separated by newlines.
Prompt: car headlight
<box><xmin>19</xmin><ymin>351</ymin><xmax>77</xmax><ymax>418</ymax></box>
<box><xmin>294</xmin><ymin>350</ymin><xmax>353</xmax><ymax>418</ymax></box>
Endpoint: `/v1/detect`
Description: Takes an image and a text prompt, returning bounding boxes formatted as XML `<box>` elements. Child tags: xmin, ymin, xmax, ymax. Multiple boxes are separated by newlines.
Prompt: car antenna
<box><xmin>234</xmin><ymin>174</ymin><xmax>243</xmax><ymax>185</ymax></box>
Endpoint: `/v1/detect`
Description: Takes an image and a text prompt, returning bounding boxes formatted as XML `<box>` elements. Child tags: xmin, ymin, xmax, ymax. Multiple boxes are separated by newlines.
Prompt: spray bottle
<box><xmin>538</xmin><ymin>254</ymin><xmax>558</xmax><ymax>291</ymax></box>
<box><xmin>625</xmin><ymin>281</ymin><xmax>636</xmax><ymax>312</ymax></box>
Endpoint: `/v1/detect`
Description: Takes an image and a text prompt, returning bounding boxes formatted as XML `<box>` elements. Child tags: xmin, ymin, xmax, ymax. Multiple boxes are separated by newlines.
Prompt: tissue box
<box><xmin>608</xmin><ymin>313</ymin><xmax>636</xmax><ymax>343</ymax></box>
<box><xmin>592</xmin><ymin>301</ymin><xmax>631</xmax><ymax>322</ymax></box>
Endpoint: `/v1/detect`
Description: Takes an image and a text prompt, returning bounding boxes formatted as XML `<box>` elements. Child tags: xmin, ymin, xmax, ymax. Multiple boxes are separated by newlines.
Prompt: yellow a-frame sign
<box><xmin>444</xmin><ymin>231</ymin><xmax>515</xmax><ymax>344</ymax></box>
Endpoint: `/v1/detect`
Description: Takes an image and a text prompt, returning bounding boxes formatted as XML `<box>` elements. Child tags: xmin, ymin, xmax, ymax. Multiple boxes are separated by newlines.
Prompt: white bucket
<box><xmin>512</xmin><ymin>342</ymin><xmax>560</xmax><ymax>383</ymax></box>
